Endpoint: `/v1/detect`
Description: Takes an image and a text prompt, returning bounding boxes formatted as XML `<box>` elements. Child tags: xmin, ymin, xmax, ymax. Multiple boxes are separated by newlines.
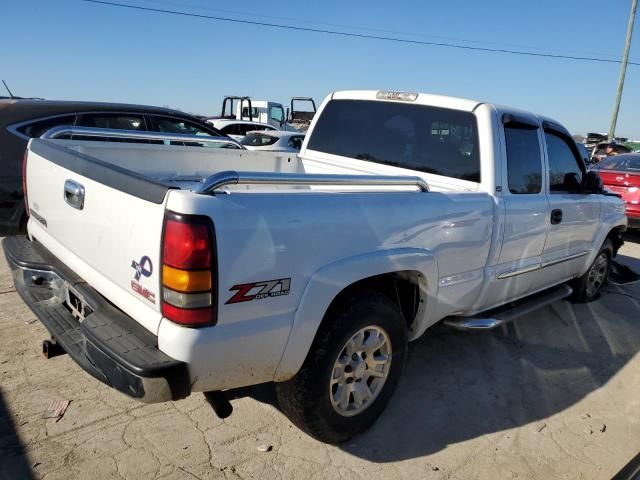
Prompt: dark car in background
<box><xmin>0</xmin><ymin>99</ymin><xmax>234</xmax><ymax>235</ymax></box>
<box><xmin>592</xmin><ymin>153</ymin><xmax>640</xmax><ymax>229</ymax></box>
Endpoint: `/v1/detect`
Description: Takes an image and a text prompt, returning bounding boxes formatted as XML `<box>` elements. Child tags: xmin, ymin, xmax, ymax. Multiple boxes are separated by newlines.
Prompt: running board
<box><xmin>444</xmin><ymin>284</ymin><xmax>573</xmax><ymax>331</ymax></box>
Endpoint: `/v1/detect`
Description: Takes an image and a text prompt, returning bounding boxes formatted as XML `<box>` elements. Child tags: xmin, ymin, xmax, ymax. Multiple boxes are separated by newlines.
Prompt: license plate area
<box><xmin>63</xmin><ymin>282</ymin><xmax>93</xmax><ymax>321</ymax></box>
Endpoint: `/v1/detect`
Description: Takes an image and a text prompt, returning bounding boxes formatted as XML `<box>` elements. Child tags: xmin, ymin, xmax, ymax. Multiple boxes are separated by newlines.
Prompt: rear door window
<box><xmin>76</xmin><ymin>113</ymin><xmax>147</xmax><ymax>142</ymax></box>
<box><xmin>504</xmin><ymin>125</ymin><xmax>542</xmax><ymax>194</ymax></box>
<box><xmin>77</xmin><ymin>113</ymin><xmax>146</xmax><ymax>130</ymax></box>
<box><xmin>306</xmin><ymin>99</ymin><xmax>480</xmax><ymax>182</ymax></box>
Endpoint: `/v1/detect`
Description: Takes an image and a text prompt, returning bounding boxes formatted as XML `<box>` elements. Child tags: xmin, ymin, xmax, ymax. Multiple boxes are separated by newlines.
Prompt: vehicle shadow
<box><xmin>0</xmin><ymin>389</ymin><xmax>33</xmax><ymax>479</ymax></box>
<box><xmin>624</xmin><ymin>230</ymin><xmax>640</xmax><ymax>244</ymax></box>
<box><xmin>337</xmin><ymin>282</ymin><xmax>640</xmax><ymax>462</ymax></box>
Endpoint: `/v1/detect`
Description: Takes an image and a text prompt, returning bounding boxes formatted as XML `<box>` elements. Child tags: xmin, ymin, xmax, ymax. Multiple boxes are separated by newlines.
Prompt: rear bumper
<box><xmin>2</xmin><ymin>236</ymin><xmax>190</xmax><ymax>403</ymax></box>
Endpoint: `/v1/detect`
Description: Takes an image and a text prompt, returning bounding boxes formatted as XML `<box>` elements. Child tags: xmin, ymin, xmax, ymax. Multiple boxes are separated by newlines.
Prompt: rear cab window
<box><xmin>306</xmin><ymin>99</ymin><xmax>480</xmax><ymax>182</ymax></box>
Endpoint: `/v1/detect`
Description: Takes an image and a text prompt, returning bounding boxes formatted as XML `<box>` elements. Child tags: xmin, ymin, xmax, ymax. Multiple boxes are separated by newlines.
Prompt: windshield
<box><xmin>307</xmin><ymin>99</ymin><xmax>480</xmax><ymax>182</ymax></box>
<box><xmin>241</xmin><ymin>134</ymin><xmax>278</xmax><ymax>146</ymax></box>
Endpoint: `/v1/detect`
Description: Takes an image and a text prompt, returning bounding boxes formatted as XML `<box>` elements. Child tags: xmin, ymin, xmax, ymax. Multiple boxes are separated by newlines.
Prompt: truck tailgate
<box><xmin>25</xmin><ymin>140</ymin><xmax>169</xmax><ymax>334</ymax></box>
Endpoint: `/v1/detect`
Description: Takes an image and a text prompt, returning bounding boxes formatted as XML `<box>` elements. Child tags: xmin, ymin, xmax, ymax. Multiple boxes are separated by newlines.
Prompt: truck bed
<box><xmin>56</xmin><ymin>140</ymin><xmax>480</xmax><ymax>193</ymax></box>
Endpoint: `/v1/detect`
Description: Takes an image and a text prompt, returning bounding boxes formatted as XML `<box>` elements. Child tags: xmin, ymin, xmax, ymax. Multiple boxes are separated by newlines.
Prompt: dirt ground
<box><xmin>1</xmin><ymin>233</ymin><xmax>640</xmax><ymax>480</ymax></box>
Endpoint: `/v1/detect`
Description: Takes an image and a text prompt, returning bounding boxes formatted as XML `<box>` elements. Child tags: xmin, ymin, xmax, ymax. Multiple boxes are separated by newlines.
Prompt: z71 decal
<box><xmin>226</xmin><ymin>278</ymin><xmax>291</xmax><ymax>304</ymax></box>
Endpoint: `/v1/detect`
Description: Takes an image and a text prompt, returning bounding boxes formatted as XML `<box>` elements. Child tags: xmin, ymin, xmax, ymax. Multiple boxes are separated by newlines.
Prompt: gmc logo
<box><xmin>226</xmin><ymin>278</ymin><xmax>291</xmax><ymax>304</ymax></box>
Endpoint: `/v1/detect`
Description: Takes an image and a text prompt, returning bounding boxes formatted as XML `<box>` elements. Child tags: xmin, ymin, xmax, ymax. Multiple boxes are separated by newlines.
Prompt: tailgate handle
<box><xmin>64</xmin><ymin>180</ymin><xmax>85</xmax><ymax>210</ymax></box>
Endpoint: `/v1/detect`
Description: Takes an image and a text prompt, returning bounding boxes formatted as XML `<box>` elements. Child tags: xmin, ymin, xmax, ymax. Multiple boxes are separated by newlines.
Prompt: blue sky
<box><xmin>3</xmin><ymin>0</ymin><xmax>639</xmax><ymax>138</ymax></box>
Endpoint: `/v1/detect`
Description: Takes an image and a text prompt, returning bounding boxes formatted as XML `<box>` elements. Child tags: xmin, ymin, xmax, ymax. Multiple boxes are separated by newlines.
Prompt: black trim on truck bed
<box><xmin>29</xmin><ymin>139</ymin><xmax>175</xmax><ymax>204</ymax></box>
<box><xmin>2</xmin><ymin>235</ymin><xmax>190</xmax><ymax>402</ymax></box>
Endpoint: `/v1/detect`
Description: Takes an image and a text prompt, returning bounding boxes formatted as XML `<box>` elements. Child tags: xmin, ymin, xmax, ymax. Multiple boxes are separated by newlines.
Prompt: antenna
<box><xmin>2</xmin><ymin>80</ymin><xmax>15</xmax><ymax>98</ymax></box>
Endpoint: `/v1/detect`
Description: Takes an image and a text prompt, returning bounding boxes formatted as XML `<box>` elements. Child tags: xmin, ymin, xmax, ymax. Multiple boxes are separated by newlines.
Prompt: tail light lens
<box><xmin>161</xmin><ymin>212</ymin><xmax>216</xmax><ymax>326</ymax></box>
<box><xmin>22</xmin><ymin>150</ymin><xmax>29</xmax><ymax>217</ymax></box>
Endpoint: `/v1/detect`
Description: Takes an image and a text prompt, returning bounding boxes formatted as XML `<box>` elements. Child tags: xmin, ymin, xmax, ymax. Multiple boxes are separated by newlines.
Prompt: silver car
<box><xmin>240</xmin><ymin>131</ymin><xmax>306</xmax><ymax>152</ymax></box>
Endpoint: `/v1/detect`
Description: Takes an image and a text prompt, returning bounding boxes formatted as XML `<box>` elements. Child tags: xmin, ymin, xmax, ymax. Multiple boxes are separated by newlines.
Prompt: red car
<box><xmin>593</xmin><ymin>153</ymin><xmax>640</xmax><ymax>229</ymax></box>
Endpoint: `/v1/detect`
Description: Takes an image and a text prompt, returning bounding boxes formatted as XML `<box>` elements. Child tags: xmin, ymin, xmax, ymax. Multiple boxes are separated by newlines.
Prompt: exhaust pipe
<box><xmin>42</xmin><ymin>339</ymin><xmax>66</xmax><ymax>359</ymax></box>
<box><xmin>204</xmin><ymin>391</ymin><xmax>233</xmax><ymax>419</ymax></box>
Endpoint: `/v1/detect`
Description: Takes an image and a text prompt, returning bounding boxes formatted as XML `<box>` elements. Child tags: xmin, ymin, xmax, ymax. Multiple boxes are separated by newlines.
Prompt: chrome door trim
<box><xmin>497</xmin><ymin>263</ymin><xmax>541</xmax><ymax>280</ymax></box>
<box><xmin>541</xmin><ymin>250</ymin><xmax>590</xmax><ymax>269</ymax></box>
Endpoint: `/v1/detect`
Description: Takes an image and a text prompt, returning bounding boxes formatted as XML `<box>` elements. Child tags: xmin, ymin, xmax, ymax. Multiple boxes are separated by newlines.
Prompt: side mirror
<box><xmin>582</xmin><ymin>170</ymin><xmax>603</xmax><ymax>194</ymax></box>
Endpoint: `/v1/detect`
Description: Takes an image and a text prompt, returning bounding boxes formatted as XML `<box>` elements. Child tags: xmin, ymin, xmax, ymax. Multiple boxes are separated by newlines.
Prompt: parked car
<box><xmin>592</xmin><ymin>153</ymin><xmax>640</xmax><ymax>229</ymax></box>
<box><xmin>240</xmin><ymin>131</ymin><xmax>305</xmax><ymax>152</ymax></box>
<box><xmin>4</xmin><ymin>89</ymin><xmax>626</xmax><ymax>444</ymax></box>
<box><xmin>590</xmin><ymin>141</ymin><xmax>632</xmax><ymax>164</ymax></box>
<box><xmin>575</xmin><ymin>142</ymin><xmax>590</xmax><ymax>167</ymax></box>
<box><xmin>0</xmin><ymin>99</ymin><xmax>237</xmax><ymax>235</ymax></box>
<box><xmin>206</xmin><ymin>118</ymin><xmax>278</xmax><ymax>141</ymax></box>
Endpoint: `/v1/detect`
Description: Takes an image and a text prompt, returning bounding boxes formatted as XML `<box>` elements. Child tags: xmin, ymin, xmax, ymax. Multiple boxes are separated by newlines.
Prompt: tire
<box><xmin>276</xmin><ymin>289</ymin><xmax>408</xmax><ymax>444</ymax></box>
<box><xmin>570</xmin><ymin>239</ymin><xmax>613</xmax><ymax>303</ymax></box>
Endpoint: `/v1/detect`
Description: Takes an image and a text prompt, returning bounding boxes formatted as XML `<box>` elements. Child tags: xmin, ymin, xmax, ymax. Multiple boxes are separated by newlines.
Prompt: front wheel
<box><xmin>276</xmin><ymin>291</ymin><xmax>408</xmax><ymax>443</ymax></box>
<box><xmin>570</xmin><ymin>239</ymin><xmax>612</xmax><ymax>302</ymax></box>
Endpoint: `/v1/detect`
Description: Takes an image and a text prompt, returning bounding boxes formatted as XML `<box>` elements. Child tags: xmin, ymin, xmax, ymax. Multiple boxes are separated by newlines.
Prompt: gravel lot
<box><xmin>1</xmin><ymin>233</ymin><xmax>639</xmax><ymax>480</ymax></box>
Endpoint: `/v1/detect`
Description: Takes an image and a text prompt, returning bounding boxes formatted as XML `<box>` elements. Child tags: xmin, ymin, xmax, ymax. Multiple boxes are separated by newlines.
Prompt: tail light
<box><xmin>22</xmin><ymin>150</ymin><xmax>29</xmax><ymax>217</ymax></box>
<box><xmin>161</xmin><ymin>212</ymin><xmax>216</xmax><ymax>326</ymax></box>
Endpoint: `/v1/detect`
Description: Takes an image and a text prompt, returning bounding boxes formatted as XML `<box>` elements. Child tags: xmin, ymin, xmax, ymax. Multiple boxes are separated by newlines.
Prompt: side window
<box><xmin>77</xmin><ymin>113</ymin><xmax>146</xmax><ymax>130</ymax></box>
<box><xmin>250</xmin><ymin>124</ymin><xmax>273</xmax><ymax>132</ymax></box>
<box><xmin>504</xmin><ymin>125</ymin><xmax>542</xmax><ymax>194</ymax></box>
<box><xmin>239</xmin><ymin>124</ymin><xmax>264</xmax><ymax>135</ymax></box>
<box><xmin>18</xmin><ymin>115</ymin><xmax>77</xmax><ymax>138</ymax></box>
<box><xmin>76</xmin><ymin>113</ymin><xmax>147</xmax><ymax>143</ymax></box>
<box><xmin>150</xmin><ymin>116</ymin><xmax>217</xmax><ymax>137</ymax></box>
<box><xmin>270</xmin><ymin>106</ymin><xmax>284</xmax><ymax>123</ymax></box>
<box><xmin>545</xmin><ymin>131</ymin><xmax>584</xmax><ymax>192</ymax></box>
<box><xmin>236</xmin><ymin>125</ymin><xmax>250</xmax><ymax>135</ymax></box>
<box><xmin>220</xmin><ymin>125</ymin><xmax>238</xmax><ymax>135</ymax></box>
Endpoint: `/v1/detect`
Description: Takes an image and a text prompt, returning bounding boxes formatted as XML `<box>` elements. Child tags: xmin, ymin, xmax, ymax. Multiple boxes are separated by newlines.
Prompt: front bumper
<box><xmin>2</xmin><ymin>236</ymin><xmax>190</xmax><ymax>403</ymax></box>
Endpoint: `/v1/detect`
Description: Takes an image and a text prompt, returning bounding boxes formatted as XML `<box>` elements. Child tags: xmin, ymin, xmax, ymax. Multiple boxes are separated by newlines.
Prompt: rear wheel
<box><xmin>570</xmin><ymin>239</ymin><xmax>612</xmax><ymax>302</ymax></box>
<box><xmin>276</xmin><ymin>290</ymin><xmax>407</xmax><ymax>443</ymax></box>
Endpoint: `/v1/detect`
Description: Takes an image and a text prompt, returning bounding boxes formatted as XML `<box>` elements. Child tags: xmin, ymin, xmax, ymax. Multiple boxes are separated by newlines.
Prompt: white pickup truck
<box><xmin>4</xmin><ymin>90</ymin><xmax>627</xmax><ymax>443</ymax></box>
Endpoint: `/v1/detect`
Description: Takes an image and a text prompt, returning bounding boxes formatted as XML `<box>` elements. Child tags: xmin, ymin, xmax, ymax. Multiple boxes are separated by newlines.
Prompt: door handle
<box><xmin>64</xmin><ymin>180</ymin><xmax>85</xmax><ymax>210</ymax></box>
<box><xmin>550</xmin><ymin>209</ymin><xmax>563</xmax><ymax>225</ymax></box>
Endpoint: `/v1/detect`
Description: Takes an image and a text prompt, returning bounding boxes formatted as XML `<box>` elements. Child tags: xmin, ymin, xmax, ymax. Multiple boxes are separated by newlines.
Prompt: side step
<box><xmin>444</xmin><ymin>284</ymin><xmax>573</xmax><ymax>331</ymax></box>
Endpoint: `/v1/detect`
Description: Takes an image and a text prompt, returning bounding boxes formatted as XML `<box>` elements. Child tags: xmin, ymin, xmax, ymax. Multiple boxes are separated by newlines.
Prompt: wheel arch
<box><xmin>273</xmin><ymin>248</ymin><xmax>438</xmax><ymax>382</ymax></box>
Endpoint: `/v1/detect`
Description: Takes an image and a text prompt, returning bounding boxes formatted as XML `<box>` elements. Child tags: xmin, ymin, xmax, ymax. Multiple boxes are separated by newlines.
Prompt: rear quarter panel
<box><xmin>159</xmin><ymin>189</ymin><xmax>493</xmax><ymax>390</ymax></box>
